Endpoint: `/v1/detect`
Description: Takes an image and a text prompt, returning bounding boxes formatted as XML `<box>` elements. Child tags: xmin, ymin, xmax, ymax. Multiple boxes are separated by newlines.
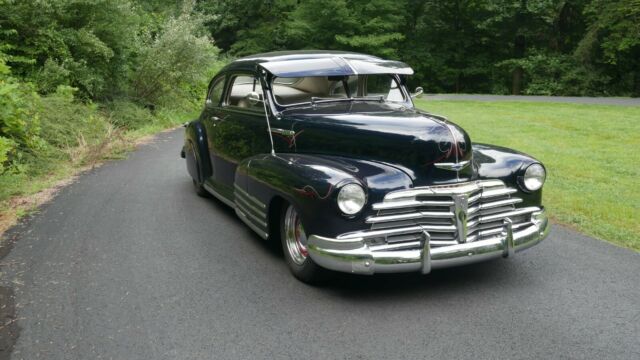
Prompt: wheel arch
<box><xmin>184</xmin><ymin>120</ymin><xmax>212</xmax><ymax>182</ymax></box>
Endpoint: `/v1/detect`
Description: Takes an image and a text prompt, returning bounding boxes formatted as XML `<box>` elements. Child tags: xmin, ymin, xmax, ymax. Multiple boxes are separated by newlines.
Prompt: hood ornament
<box><xmin>434</xmin><ymin>160</ymin><xmax>470</xmax><ymax>171</ymax></box>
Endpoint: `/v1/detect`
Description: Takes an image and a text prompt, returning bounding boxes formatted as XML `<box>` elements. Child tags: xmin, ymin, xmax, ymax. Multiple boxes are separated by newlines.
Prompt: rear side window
<box><xmin>208</xmin><ymin>77</ymin><xmax>225</xmax><ymax>106</ymax></box>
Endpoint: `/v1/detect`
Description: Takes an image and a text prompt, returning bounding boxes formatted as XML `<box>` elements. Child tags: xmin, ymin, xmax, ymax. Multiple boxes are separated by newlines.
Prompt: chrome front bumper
<box><xmin>307</xmin><ymin>209</ymin><xmax>550</xmax><ymax>275</ymax></box>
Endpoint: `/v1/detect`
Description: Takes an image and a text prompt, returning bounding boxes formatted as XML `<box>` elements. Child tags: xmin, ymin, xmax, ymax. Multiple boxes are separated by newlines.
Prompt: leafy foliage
<box><xmin>0</xmin><ymin>0</ymin><xmax>220</xmax><ymax>197</ymax></box>
<box><xmin>202</xmin><ymin>0</ymin><xmax>640</xmax><ymax>96</ymax></box>
<box><xmin>131</xmin><ymin>10</ymin><xmax>219</xmax><ymax>106</ymax></box>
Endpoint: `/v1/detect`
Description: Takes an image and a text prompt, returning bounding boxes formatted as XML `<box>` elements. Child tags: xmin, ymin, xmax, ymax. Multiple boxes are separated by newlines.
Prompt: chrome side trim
<box><xmin>270</xmin><ymin>128</ymin><xmax>296</xmax><ymax>136</ymax></box>
<box><xmin>236</xmin><ymin>208</ymin><xmax>269</xmax><ymax>239</ymax></box>
<box><xmin>236</xmin><ymin>202</ymin><xmax>268</xmax><ymax>228</ymax></box>
<box><xmin>203</xmin><ymin>183</ymin><xmax>236</xmax><ymax>208</ymax></box>
<box><xmin>234</xmin><ymin>184</ymin><xmax>266</xmax><ymax>209</ymax></box>
<box><xmin>235</xmin><ymin>195</ymin><xmax>267</xmax><ymax>220</ymax></box>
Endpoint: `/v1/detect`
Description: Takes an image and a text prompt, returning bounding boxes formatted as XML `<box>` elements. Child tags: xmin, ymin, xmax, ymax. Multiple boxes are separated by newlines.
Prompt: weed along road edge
<box><xmin>0</xmin><ymin>129</ymin><xmax>638</xmax><ymax>359</ymax></box>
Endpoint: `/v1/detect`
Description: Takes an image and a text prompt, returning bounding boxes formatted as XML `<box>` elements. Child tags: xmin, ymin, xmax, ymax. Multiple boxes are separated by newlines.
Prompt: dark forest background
<box><xmin>0</xmin><ymin>0</ymin><xmax>639</xmax><ymax>190</ymax></box>
<box><xmin>206</xmin><ymin>0</ymin><xmax>640</xmax><ymax>96</ymax></box>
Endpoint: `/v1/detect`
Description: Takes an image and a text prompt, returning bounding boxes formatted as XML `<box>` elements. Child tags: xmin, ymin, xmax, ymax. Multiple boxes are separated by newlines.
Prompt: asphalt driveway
<box><xmin>0</xmin><ymin>129</ymin><xmax>638</xmax><ymax>359</ymax></box>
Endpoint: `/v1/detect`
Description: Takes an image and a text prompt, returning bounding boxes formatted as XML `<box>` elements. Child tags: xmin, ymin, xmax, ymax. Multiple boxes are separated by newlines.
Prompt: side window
<box><xmin>365</xmin><ymin>75</ymin><xmax>404</xmax><ymax>102</ymax></box>
<box><xmin>226</xmin><ymin>74</ymin><xmax>264</xmax><ymax>111</ymax></box>
<box><xmin>207</xmin><ymin>77</ymin><xmax>225</xmax><ymax>106</ymax></box>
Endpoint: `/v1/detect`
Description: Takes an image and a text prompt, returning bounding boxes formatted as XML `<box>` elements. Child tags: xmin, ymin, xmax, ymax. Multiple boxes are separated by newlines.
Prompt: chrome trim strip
<box><xmin>372</xmin><ymin>199</ymin><xmax>454</xmax><ymax>210</ymax></box>
<box><xmin>337</xmin><ymin>224</ymin><xmax>457</xmax><ymax>240</ymax></box>
<box><xmin>479</xmin><ymin>197</ymin><xmax>522</xmax><ymax>210</ymax></box>
<box><xmin>383</xmin><ymin>180</ymin><xmax>505</xmax><ymax>200</ymax></box>
<box><xmin>481</xmin><ymin>188</ymin><xmax>518</xmax><ymax>198</ymax></box>
<box><xmin>434</xmin><ymin>160</ymin><xmax>471</xmax><ymax>171</ymax></box>
<box><xmin>236</xmin><ymin>208</ymin><xmax>269</xmax><ymax>239</ymax></box>
<box><xmin>369</xmin><ymin>241</ymin><xmax>423</xmax><ymax>252</ymax></box>
<box><xmin>365</xmin><ymin>210</ymin><xmax>454</xmax><ymax>224</ymax></box>
<box><xmin>233</xmin><ymin>184</ymin><xmax>266</xmax><ymax>209</ymax></box>
<box><xmin>270</xmin><ymin>128</ymin><xmax>296</xmax><ymax>136</ymax></box>
<box><xmin>235</xmin><ymin>201</ymin><xmax>268</xmax><ymax>228</ymax></box>
<box><xmin>203</xmin><ymin>183</ymin><xmax>236</xmax><ymax>208</ymax></box>
<box><xmin>235</xmin><ymin>195</ymin><xmax>267</xmax><ymax>220</ymax></box>
<box><xmin>479</xmin><ymin>206</ymin><xmax>539</xmax><ymax>223</ymax></box>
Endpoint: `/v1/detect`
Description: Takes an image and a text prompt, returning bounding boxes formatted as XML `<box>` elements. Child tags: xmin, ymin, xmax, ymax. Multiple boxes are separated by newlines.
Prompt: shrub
<box><xmin>131</xmin><ymin>10</ymin><xmax>219</xmax><ymax>106</ymax></box>
<box><xmin>104</xmin><ymin>100</ymin><xmax>155</xmax><ymax>130</ymax></box>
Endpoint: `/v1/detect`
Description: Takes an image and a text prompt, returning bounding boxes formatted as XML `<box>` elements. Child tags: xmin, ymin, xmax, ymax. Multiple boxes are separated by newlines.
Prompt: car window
<box><xmin>226</xmin><ymin>75</ymin><xmax>264</xmax><ymax>111</ymax></box>
<box><xmin>365</xmin><ymin>75</ymin><xmax>404</xmax><ymax>101</ymax></box>
<box><xmin>208</xmin><ymin>77</ymin><xmax>225</xmax><ymax>106</ymax></box>
<box><xmin>271</xmin><ymin>74</ymin><xmax>404</xmax><ymax>106</ymax></box>
<box><xmin>330</xmin><ymin>76</ymin><xmax>358</xmax><ymax>97</ymax></box>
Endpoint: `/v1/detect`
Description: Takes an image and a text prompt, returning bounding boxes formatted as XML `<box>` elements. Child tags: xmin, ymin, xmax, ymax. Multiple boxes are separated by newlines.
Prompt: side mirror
<box><xmin>247</xmin><ymin>91</ymin><xmax>263</xmax><ymax>105</ymax></box>
<box><xmin>411</xmin><ymin>86</ymin><xmax>424</xmax><ymax>98</ymax></box>
<box><xmin>205</xmin><ymin>98</ymin><xmax>213</xmax><ymax>108</ymax></box>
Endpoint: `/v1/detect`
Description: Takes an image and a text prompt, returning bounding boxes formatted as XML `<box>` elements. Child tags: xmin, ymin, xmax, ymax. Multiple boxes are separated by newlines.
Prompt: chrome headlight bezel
<box><xmin>337</xmin><ymin>183</ymin><xmax>367</xmax><ymax>215</ymax></box>
<box><xmin>521</xmin><ymin>163</ymin><xmax>546</xmax><ymax>192</ymax></box>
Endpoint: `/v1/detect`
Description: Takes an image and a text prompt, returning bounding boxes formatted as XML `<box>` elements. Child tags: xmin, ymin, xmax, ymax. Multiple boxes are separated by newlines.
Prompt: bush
<box><xmin>131</xmin><ymin>10</ymin><xmax>219</xmax><ymax>106</ymax></box>
<box><xmin>0</xmin><ymin>136</ymin><xmax>14</xmax><ymax>173</ymax></box>
<box><xmin>497</xmin><ymin>53</ymin><xmax>611</xmax><ymax>96</ymax></box>
<box><xmin>37</xmin><ymin>86</ymin><xmax>109</xmax><ymax>150</ymax></box>
<box><xmin>104</xmin><ymin>100</ymin><xmax>155</xmax><ymax>130</ymax></box>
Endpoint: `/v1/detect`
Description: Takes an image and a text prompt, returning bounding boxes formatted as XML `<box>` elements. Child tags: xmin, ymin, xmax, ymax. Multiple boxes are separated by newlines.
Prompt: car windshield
<box><xmin>271</xmin><ymin>74</ymin><xmax>405</xmax><ymax>106</ymax></box>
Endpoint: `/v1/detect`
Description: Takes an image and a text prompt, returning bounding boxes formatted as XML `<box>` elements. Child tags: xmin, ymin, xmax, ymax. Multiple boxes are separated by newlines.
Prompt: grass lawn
<box><xmin>414</xmin><ymin>99</ymin><xmax>640</xmax><ymax>251</ymax></box>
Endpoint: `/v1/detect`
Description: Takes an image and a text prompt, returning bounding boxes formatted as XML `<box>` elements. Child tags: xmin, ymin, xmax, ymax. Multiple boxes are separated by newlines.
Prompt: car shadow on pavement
<box><xmin>326</xmin><ymin>261</ymin><xmax>507</xmax><ymax>296</ymax></box>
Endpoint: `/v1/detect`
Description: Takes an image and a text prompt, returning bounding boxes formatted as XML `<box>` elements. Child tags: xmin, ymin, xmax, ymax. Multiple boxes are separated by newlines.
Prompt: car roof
<box><xmin>221</xmin><ymin>50</ymin><xmax>413</xmax><ymax>77</ymax></box>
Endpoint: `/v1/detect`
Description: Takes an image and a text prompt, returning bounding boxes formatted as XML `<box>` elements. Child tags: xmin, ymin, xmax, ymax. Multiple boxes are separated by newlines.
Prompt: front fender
<box><xmin>237</xmin><ymin>154</ymin><xmax>413</xmax><ymax>238</ymax></box>
<box><xmin>472</xmin><ymin>143</ymin><xmax>543</xmax><ymax>207</ymax></box>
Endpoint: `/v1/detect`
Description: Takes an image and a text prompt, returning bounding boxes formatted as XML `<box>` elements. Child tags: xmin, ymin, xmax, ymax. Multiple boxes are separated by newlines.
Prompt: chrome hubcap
<box><xmin>284</xmin><ymin>205</ymin><xmax>308</xmax><ymax>265</ymax></box>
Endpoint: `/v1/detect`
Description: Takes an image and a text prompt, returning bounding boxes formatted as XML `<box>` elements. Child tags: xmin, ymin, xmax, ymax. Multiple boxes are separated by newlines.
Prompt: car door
<box><xmin>199</xmin><ymin>74</ymin><xmax>227</xmax><ymax>183</ymax></box>
<box><xmin>208</xmin><ymin>72</ymin><xmax>272</xmax><ymax>200</ymax></box>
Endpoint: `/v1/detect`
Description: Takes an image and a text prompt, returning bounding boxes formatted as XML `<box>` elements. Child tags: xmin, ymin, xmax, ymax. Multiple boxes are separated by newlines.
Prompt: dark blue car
<box><xmin>182</xmin><ymin>51</ymin><xmax>549</xmax><ymax>283</ymax></box>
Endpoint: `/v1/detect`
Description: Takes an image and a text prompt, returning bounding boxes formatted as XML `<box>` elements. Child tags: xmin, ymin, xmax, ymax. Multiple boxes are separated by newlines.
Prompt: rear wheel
<box><xmin>280</xmin><ymin>203</ymin><xmax>330</xmax><ymax>284</ymax></box>
<box><xmin>189</xmin><ymin>144</ymin><xmax>210</xmax><ymax>198</ymax></box>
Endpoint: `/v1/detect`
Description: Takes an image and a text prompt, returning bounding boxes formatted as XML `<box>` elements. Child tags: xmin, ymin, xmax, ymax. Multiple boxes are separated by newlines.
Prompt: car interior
<box><xmin>225</xmin><ymin>74</ymin><xmax>405</xmax><ymax>108</ymax></box>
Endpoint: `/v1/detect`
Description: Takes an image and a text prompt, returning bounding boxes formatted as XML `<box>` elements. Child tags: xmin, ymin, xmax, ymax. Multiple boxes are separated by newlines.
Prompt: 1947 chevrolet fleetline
<box><xmin>181</xmin><ymin>51</ymin><xmax>549</xmax><ymax>283</ymax></box>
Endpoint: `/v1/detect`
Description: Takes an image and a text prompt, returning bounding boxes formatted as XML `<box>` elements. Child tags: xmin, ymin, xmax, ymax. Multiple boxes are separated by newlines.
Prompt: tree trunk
<box><xmin>512</xmin><ymin>67</ymin><xmax>523</xmax><ymax>95</ymax></box>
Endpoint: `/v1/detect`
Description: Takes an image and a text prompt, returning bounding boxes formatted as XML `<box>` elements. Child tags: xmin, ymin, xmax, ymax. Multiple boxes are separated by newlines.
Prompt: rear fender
<box><xmin>183</xmin><ymin>121</ymin><xmax>212</xmax><ymax>182</ymax></box>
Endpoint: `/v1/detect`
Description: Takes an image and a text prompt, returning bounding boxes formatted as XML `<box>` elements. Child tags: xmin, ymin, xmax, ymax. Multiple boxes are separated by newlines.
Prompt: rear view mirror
<box><xmin>247</xmin><ymin>91</ymin><xmax>263</xmax><ymax>105</ymax></box>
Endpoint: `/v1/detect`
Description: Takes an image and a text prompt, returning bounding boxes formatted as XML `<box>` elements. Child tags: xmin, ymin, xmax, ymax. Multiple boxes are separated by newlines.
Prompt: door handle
<box><xmin>211</xmin><ymin>116</ymin><xmax>221</xmax><ymax>121</ymax></box>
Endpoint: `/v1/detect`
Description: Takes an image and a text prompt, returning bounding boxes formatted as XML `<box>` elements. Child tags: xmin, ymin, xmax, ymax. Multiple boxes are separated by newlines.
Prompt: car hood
<box><xmin>275</xmin><ymin>102</ymin><xmax>473</xmax><ymax>185</ymax></box>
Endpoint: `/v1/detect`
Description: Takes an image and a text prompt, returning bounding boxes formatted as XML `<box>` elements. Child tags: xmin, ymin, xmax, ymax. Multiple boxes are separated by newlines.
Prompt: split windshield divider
<box><xmin>310</xmin><ymin>95</ymin><xmax>385</xmax><ymax>106</ymax></box>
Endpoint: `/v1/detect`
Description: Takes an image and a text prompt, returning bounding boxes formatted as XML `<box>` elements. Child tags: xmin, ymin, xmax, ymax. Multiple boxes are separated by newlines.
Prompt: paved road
<box><xmin>424</xmin><ymin>94</ymin><xmax>640</xmax><ymax>106</ymax></box>
<box><xmin>1</xmin><ymin>130</ymin><xmax>638</xmax><ymax>360</ymax></box>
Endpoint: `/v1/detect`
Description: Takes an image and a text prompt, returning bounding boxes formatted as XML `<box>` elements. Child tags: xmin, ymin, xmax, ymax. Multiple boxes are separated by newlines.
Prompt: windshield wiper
<box><xmin>310</xmin><ymin>95</ymin><xmax>385</xmax><ymax>105</ymax></box>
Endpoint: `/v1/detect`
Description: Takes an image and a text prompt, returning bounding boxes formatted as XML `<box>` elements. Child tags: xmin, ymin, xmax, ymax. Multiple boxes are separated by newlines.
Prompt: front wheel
<box><xmin>280</xmin><ymin>203</ymin><xmax>330</xmax><ymax>284</ymax></box>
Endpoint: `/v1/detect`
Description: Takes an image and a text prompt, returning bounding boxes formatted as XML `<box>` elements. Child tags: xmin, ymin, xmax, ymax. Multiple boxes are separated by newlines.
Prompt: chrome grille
<box><xmin>363</xmin><ymin>180</ymin><xmax>539</xmax><ymax>250</ymax></box>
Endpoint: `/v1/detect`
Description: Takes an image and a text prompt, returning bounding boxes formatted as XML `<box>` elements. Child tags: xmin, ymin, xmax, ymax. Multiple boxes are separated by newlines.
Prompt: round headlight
<box><xmin>337</xmin><ymin>183</ymin><xmax>366</xmax><ymax>215</ymax></box>
<box><xmin>523</xmin><ymin>163</ymin><xmax>546</xmax><ymax>191</ymax></box>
